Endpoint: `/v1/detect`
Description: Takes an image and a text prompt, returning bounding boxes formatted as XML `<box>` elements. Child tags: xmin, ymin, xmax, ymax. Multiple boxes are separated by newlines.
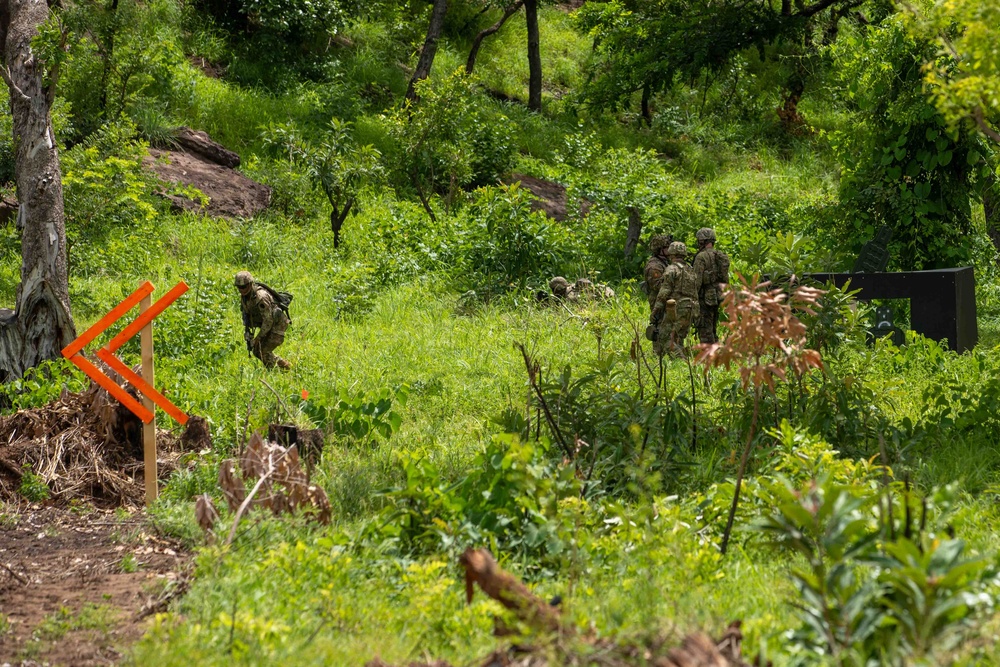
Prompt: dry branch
<box><xmin>459</xmin><ymin>548</ymin><xmax>563</xmax><ymax>634</ymax></box>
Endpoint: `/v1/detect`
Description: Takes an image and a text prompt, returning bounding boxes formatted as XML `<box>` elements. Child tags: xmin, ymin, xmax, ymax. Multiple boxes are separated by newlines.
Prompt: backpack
<box><xmin>257</xmin><ymin>282</ymin><xmax>293</xmax><ymax>323</ymax></box>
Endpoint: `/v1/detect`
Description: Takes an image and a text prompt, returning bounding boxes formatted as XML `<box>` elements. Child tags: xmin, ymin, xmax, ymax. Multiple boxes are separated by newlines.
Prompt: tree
<box><xmin>904</xmin><ymin>0</ymin><xmax>1000</xmax><ymax>145</ymax></box>
<box><xmin>0</xmin><ymin>0</ymin><xmax>77</xmax><ymax>381</ymax></box>
<box><xmin>261</xmin><ymin>119</ymin><xmax>383</xmax><ymax>248</ymax></box>
<box><xmin>406</xmin><ymin>0</ymin><xmax>449</xmax><ymax>101</ymax></box>
<box><xmin>576</xmin><ymin>0</ymin><xmax>867</xmax><ymax>119</ymax></box>
<box><xmin>466</xmin><ymin>0</ymin><xmax>524</xmax><ymax>75</ymax></box>
<box><xmin>307</xmin><ymin>121</ymin><xmax>384</xmax><ymax>248</ymax></box>
<box><xmin>524</xmin><ymin>0</ymin><xmax>541</xmax><ymax>111</ymax></box>
<box><xmin>830</xmin><ymin>17</ymin><xmax>988</xmax><ymax>269</ymax></box>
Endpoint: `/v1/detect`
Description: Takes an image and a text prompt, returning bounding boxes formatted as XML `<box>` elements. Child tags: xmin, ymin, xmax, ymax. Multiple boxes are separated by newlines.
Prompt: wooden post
<box><xmin>140</xmin><ymin>291</ymin><xmax>157</xmax><ymax>502</ymax></box>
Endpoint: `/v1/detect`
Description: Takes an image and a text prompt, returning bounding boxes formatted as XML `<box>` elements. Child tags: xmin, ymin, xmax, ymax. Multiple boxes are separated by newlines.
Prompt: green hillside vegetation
<box><xmin>2</xmin><ymin>0</ymin><xmax>1000</xmax><ymax>663</ymax></box>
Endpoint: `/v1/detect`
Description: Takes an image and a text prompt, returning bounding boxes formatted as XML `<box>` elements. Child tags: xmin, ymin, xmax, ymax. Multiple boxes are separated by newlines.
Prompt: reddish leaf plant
<box><xmin>696</xmin><ymin>275</ymin><xmax>824</xmax><ymax>555</ymax></box>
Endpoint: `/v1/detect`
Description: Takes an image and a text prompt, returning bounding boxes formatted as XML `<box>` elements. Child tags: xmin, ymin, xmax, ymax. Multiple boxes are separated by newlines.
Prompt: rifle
<box><xmin>241</xmin><ymin>311</ymin><xmax>254</xmax><ymax>358</ymax></box>
<box><xmin>646</xmin><ymin>299</ymin><xmax>677</xmax><ymax>341</ymax></box>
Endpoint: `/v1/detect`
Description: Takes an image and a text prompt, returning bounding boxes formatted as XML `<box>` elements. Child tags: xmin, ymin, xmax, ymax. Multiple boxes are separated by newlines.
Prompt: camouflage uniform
<box><xmin>643</xmin><ymin>234</ymin><xmax>672</xmax><ymax>310</ymax></box>
<box><xmin>650</xmin><ymin>242</ymin><xmax>699</xmax><ymax>357</ymax></box>
<box><xmin>236</xmin><ymin>271</ymin><xmax>290</xmax><ymax>370</ymax></box>
<box><xmin>549</xmin><ymin>276</ymin><xmax>578</xmax><ymax>302</ymax></box>
<box><xmin>692</xmin><ymin>228</ymin><xmax>731</xmax><ymax>345</ymax></box>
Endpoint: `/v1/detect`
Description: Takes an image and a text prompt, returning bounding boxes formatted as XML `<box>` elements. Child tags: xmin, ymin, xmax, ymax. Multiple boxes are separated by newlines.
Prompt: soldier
<box><xmin>649</xmin><ymin>242</ymin><xmax>700</xmax><ymax>357</ymax></box>
<box><xmin>692</xmin><ymin>228</ymin><xmax>731</xmax><ymax>345</ymax></box>
<box><xmin>548</xmin><ymin>276</ymin><xmax>579</xmax><ymax>302</ymax></box>
<box><xmin>643</xmin><ymin>234</ymin><xmax>673</xmax><ymax>311</ymax></box>
<box><xmin>235</xmin><ymin>271</ymin><xmax>291</xmax><ymax>370</ymax></box>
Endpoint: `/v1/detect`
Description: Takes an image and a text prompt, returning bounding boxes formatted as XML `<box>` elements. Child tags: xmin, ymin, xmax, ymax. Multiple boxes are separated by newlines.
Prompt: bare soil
<box><xmin>0</xmin><ymin>505</ymin><xmax>188</xmax><ymax>666</ymax></box>
<box><xmin>508</xmin><ymin>173</ymin><xmax>568</xmax><ymax>221</ymax></box>
<box><xmin>143</xmin><ymin>148</ymin><xmax>271</xmax><ymax>219</ymax></box>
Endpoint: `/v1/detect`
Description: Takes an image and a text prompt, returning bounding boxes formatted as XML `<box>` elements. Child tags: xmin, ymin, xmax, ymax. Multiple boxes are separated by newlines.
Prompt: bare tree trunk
<box><xmin>466</xmin><ymin>0</ymin><xmax>524</xmax><ymax>75</ymax></box>
<box><xmin>624</xmin><ymin>206</ymin><xmax>642</xmax><ymax>259</ymax></box>
<box><xmin>405</xmin><ymin>0</ymin><xmax>449</xmax><ymax>102</ymax></box>
<box><xmin>0</xmin><ymin>0</ymin><xmax>76</xmax><ymax>382</ymax></box>
<box><xmin>640</xmin><ymin>82</ymin><xmax>652</xmax><ymax>125</ymax></box>
<box><xmin>525</xmin><ymin>0</ymin><xmax>541</xmax><ymax>112</ymax></box>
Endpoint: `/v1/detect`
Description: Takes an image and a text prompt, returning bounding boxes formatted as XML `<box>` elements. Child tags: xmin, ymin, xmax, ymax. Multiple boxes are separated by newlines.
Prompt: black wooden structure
<box><xmin>805</xmin><ymin>267</ymin><xmax>977</xmax><ymax>353</ymax></box>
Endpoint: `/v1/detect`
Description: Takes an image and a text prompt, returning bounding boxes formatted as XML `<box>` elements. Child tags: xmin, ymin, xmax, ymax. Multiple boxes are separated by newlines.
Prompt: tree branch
<box><xmin>466</xmin><ymin>0</ymin><xmax>524</xmax><ymax>74</ymax></box>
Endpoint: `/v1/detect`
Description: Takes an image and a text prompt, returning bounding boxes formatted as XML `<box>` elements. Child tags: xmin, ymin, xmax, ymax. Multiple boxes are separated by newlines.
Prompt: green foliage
<box><xmin>294</xmin><ymin>384</ymin><xmax>408</xmax><ymax>443</ymax></box>
<box><xmin>56</xmin><ymin>0</ymin><xmax>185</xmax><ymax>139</ymax></box>
<box><xmin>18</xmin><ymin>465</ymin><xmax>51</xmax><ymax>503</ymax></box>
<box><xmin>905</xmin><ymin>0</ymin><xmax>1000</xmax><ymax>146</ymax></box>
<box><xmin>375</xmin><ymin>434</ymin><xmax>583</xmax><ymax>560</ymax></box>
<box><xmin>381</xmin><ymin>70</ymin><xmax>516</xmax><ymax>209</ymax></box>
<box><xmin>60</xmin><ymin>120</ymin><xmax>162</xmax><ymax>232</ymax></box>
<box><xmin>829</xmin><ymin>18</ymin><xmax>989</xmax><ymax>269</ymax></box>
<box><xmin>260</xmin><ymin>118</ymin><xmax>384</xmax><ymax>240</ymax></box>
<box><xmin>455</xmin><ymin>184</ymin><xmax>568</xmax><ymax>291</ymax></box>
<box><xmin>0</xmin><ymin>359</ymin><xmax>88</xmax><ymax>413</ymax></box>
<box><xmin>759</xmin><ymin>474</ymin><xmax>993</xmax><ymax>664</ymax></box>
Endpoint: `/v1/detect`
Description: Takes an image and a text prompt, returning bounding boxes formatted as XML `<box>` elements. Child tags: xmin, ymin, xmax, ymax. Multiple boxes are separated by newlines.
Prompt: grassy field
<box><xmin>1</xmin><ymin>2</ymin><xmax>999</xmax><ymax>664</ymax></box>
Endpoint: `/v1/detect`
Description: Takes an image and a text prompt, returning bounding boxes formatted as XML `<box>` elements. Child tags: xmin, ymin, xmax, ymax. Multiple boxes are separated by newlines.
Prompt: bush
<box><xmin>454</xmin><ymin>183</ymin><xmax>569</xmax><ymax>292</ymax></box>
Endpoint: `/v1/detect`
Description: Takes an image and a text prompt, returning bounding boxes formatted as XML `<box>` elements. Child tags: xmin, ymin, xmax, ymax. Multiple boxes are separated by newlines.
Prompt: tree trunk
<box><xmin>985</xmin><ymin>183</ymin><xmax>1000</xmax><ymax>259</ymax></box>
<box><xmin>330</xmin><ymin>199</ymin><xmax>353</xmax><ymax>249</ymax></box>
<box><xmin>98</xmin><ymin>0</ymin><xmax>120</xmax><ymax>115</ymax></box>
<box><xmin>624</xmin><ymin>206</ymin><xmax>642</xmax><ymax>259</ymax></box>
<box><xmin>405</xmin><ymin>0</ymin><xmax>449</xmax><ymax>102</ymax></box>
<box><xmin>0</xmin><ymin>0</ymin><xmax>76</xmax><ymax>382</ymax></box>
<box><xmin>525</xmin><ymin>0</ymin><xmax>541</xmax><ymax>112</ymax></box>
<box><xmin>640</xmin><ymin>82</ymin><xmax>652</xmax><ymax>125</ymax></box>
<box><xmin>466</xmin><ymin>0</ymin><xmax>524</xmax><ymax>75</ymax></box>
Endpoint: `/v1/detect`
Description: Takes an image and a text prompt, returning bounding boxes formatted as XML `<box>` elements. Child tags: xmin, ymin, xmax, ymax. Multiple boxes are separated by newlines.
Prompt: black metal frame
<box><xmin>804</xmin><ymin>267</ymin><xmax>977</xmax><ymax>353</ymax></box>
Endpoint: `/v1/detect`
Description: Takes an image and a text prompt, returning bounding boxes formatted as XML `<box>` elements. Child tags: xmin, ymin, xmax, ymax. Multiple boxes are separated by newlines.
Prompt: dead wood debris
<box><xmin>0</xmin><ymin>364</ymin><xmax>197</xmax><ymax>507</ymax></box>
<box><xmin>198</xmin><ymin>431</ymin><xmax>331</xmax><ymax>540</ymax></box>
<box><xmin>368</xmin><ymin>549</ymin><xmax>755</xmax><ymax>667</ymax></box>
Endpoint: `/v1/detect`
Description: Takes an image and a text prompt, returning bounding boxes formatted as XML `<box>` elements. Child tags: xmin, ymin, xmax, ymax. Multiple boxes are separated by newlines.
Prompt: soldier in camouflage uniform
<box><xmin>548</xmin><ymin>276</ymin><xmax>578</xmax><ymax>302</ymax></box>
<box><xmin>650</xmin><ymin>242</ymin><xmax>700</xmax><ymax>357</ymax></box>
<box><xmin>235</xmin><ymin>271</ymin><xmax>291</xmax><ymax>370</ymax></box>
<box><xmin>643</xmin><ymin>234</ymin><xmax>673</xmax><ymax>311</ymax></box>
<box><xmin>692</xmin><ymin>228</ymin><xmax>731</xmax><ymax>345</ymax></box>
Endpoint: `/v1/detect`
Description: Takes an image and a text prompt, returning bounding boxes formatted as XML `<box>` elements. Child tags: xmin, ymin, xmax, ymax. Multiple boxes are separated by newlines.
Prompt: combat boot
<box><xmin>276</xmin><ymin>358</ymin><xmax>292</xmax><ymax>370</ymax></box>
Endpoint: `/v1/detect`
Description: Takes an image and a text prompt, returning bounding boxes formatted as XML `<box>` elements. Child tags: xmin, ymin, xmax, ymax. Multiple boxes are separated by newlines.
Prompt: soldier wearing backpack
<box><xmin>235</xmin><ymin>271</ymin><xmax>292</xmax><ymax>370</ymax></box>
<box><xmin>692</xmin><ymin>228</ymin><xmax>730</xmax><ymax>345</ymax></box>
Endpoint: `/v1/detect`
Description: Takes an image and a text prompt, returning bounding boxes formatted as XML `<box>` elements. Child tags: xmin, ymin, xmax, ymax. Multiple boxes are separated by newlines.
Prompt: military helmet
<box><xmin>234</xmin><ymin>271</ymin><xmax>254</xmax><ymax>288</ymax></box>
<box><xmin>667</xmin><ymin>241</ymin><xmax>688</xmax><ymax>257</ymax></box>
<box><xmin>549</xmin><ymin>276</ymin><xmax>569</xmax><ymax>291</ymax></box>
<box><xmin>649</xmin><ymin>233</ymin><xmax>673</xmax><ymax>254</ymax></box>
<box><xmin>696</xmin><ymin>227</ymin><xmax>717</xmax><ymax>244</ymax></box>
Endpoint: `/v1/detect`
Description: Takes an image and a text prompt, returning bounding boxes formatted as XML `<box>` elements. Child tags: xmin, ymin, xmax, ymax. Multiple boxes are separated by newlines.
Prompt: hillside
<box><xmin>1</xmin><ymin>0</ymin><xmax>1000</xmax><ymax>664</ymax></box>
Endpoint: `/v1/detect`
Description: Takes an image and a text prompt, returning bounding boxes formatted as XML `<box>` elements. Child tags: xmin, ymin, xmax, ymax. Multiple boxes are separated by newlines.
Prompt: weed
<box><xmin>18</xmin><ymin>465</ymin><xmax>50</xmax><ymax>503</ymax></box>
<box><xmin>120</xmin><ymin>553</ymin><xmax>141</xmax><ymax>573</ymax></box>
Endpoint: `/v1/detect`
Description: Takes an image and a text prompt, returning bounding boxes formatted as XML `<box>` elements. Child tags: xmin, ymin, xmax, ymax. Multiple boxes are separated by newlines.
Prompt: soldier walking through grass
<box><xmin>649</xmin><ymin>241</ymin><xmax>699</xmax><ymax>357</ymax></box>
<box><xmin>643</xmin><ymin>234</ymin><xmax>673</xmax><ymax>311</ymax></box>
<box><xmin>236</xmin><ymin>270</ymin><xmax>291</xmax><ymax>370</ymax></box>
<box><xmin>692</xmin><ymin>228</ymin><xmax>730</xmax><ymax>345</ymax></box>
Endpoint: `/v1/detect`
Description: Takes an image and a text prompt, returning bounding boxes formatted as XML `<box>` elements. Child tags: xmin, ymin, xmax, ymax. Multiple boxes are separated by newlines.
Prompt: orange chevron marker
<box><xmin>62</xmin><ymin>281</ymin><xmax>189</xmax><ymax>426</ymax></box>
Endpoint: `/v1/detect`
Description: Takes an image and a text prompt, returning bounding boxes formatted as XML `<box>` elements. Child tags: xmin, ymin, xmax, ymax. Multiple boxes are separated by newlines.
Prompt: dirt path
<box><xmin>0</xmin><ymin>505</ymin><xmax>188</xmax><ymax>666</ymax></box>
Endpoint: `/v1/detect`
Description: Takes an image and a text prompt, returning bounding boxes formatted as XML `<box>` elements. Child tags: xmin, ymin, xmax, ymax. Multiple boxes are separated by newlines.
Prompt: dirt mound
<box><xmin>0</xmin><ymin>366</ymin><xmax>189</xmax><ymax>508</ymax></box>
<box><xmin>144</xmin><ymin>148</ymin><xmax>271</xmax><ymax>218</ymax></box>
<box><xmin>509</xmin><ymin>173</ymin><xmax>568</xmax><ymax>221</ymax></box>
<box><xmin>0</xmin><ymin>506</ymin><xmax>188</xmax><ymax>665</ymax></box>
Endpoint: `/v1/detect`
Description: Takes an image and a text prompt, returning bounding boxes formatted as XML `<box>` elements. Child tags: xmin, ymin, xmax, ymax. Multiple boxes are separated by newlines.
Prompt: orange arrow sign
<box><xmin>62</xmin><ymin>281</ymin><xmax>190</xmax><ymax>425</ymax></box>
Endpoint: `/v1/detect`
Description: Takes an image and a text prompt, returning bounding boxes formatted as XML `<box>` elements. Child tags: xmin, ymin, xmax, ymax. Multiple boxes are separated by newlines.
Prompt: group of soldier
<box><xmin>644</xmin><ymin>228</ymin><xmax>730</xmax><ymax>358</ymax></box>
<box><xmin>233</xmin><ymin>227</ymin><xmax>728</xmax><ymax>370</ymax></box>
